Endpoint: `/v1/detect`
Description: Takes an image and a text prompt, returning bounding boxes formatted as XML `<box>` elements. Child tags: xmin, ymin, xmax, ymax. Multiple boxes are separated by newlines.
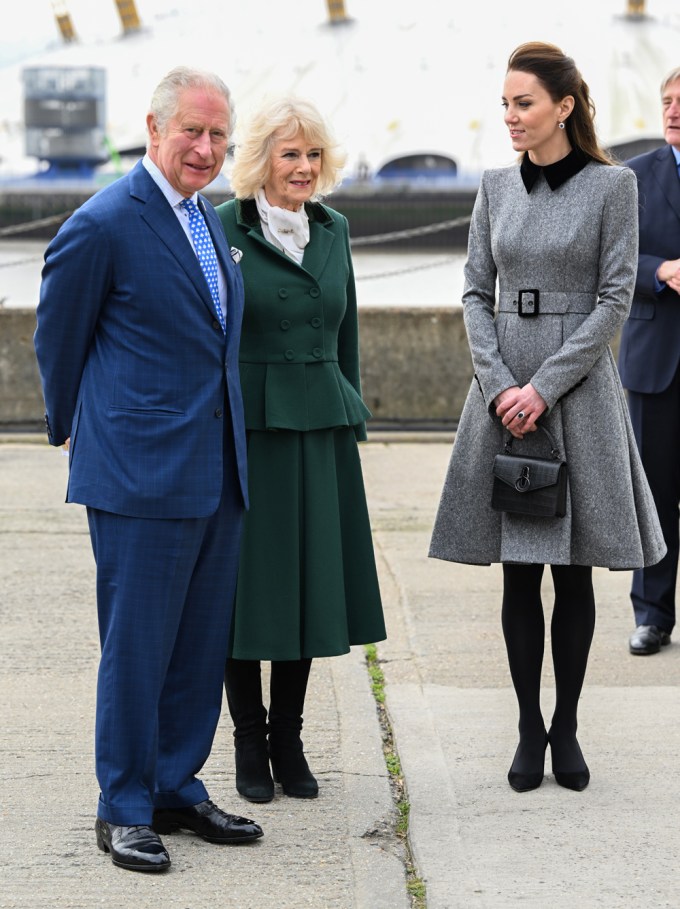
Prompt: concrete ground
<box><xmin>361</xmin><ymin>437</ymin><xmax>680</xmax><ymax>909</ymax></box>
<box><xmin>1</xmin><ymin>436</ymin><xmax>678</xmax><ymax>909</ymax></box>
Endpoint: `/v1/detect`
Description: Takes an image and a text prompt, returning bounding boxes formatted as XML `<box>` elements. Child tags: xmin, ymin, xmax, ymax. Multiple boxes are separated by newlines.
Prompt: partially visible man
<box><xmin>34</xmin><ymin>66</ymin><xmax>262</xmax><ymax>872</ymax></box>
<box><xmin>619</xmin><ymin>66</ymin><xmax>680</xmax><ymax>656</ymax></box>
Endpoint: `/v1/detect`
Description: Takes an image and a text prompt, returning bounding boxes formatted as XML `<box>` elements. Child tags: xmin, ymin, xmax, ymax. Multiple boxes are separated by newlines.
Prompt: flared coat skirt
<box><xmin>429</xmin><ymin>346</ymin><xmax>666</xmax><ymax>570</ymax></box>
<box><xmin>230</xmin><ymin>426</ymin><xmax>386</xmax><ymax>660</ymax></box>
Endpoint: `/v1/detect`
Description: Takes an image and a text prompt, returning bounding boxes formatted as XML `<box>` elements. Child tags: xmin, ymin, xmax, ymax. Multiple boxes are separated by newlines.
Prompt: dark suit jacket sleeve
<box><xmin>35</xmin><ymin>210</ymin><xmax>112</xmax><ymax>446</ymax></box>
<box><xmin>636</xmin><ymin>252</ymin><xmax>666</xmax><ymax>298</ymax></box>
<box><xmin>619</xmin><ymin>147</ymin><xmax>680</xmax><ymax>393</ymax></box>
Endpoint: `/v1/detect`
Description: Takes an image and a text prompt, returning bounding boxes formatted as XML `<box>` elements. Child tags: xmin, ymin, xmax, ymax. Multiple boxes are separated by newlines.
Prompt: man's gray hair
<box><xmin>147</xmin><ymin>66</ymin><xmax>235</xmax><ymax>142</ymax></box>
<box><xmin>661</xmin><ymin>67</ymin><xmax>680</xmax><ymax>95</ymax></box>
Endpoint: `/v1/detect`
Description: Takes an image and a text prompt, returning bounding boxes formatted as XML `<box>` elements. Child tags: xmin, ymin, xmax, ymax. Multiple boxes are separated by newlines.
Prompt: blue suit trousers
<box><xmin>627</xmin><ymin>361</ymin><xmax>680</xmax><ymax>633</ymax></box>
<box><xmin>87</xmin><ymin>422</ymin><xmax>243</xmax><ymax>825</ymax></box>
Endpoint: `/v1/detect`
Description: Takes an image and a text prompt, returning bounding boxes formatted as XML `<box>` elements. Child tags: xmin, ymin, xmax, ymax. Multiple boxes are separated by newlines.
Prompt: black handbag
<box><xmin>491</xmin><ymin>423</ymin><xmax>568</xmax><ymax>518</ymax></box>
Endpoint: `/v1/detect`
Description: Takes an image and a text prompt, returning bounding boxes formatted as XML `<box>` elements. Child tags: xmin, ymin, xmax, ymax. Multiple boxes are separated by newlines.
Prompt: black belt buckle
<box><xmin>518</xmin><ymin>289</ymin><xmax>539</xmax><ymax>317</ymax></box>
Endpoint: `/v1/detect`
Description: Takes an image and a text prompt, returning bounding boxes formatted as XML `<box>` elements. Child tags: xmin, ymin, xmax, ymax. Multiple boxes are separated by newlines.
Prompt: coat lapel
<box><xmin>301</xmin><ymin>204</ymin><xmax>335</xmax><ymax>281</ymax></box>
<box><xmin>234</xmin><ymin>198</ymin><xmax>336</xmax><ymax>281</ymax></box>
<box><xmin>652</xmin><ymin>145</ymin><xmax>680</xmax><ymax>222</ymax></box>
<box><xmin>129</xmin><ymin>163</ymin><xmax>223</xmax><ymax>324</ymax></box>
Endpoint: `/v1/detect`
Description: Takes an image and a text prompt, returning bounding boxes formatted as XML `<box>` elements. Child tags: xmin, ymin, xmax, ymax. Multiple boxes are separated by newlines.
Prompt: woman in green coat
<box><xmin>217</xmin><ymin>97</ymin><xmax>385</xmax><ymax>802</ymax></box>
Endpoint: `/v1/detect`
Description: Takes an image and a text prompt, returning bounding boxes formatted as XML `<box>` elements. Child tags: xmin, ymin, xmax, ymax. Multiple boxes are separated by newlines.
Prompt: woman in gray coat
<box><xmin>429</xmin><ymin>42</ymin><xmax>666</xmax><ymax>793</ymax></box>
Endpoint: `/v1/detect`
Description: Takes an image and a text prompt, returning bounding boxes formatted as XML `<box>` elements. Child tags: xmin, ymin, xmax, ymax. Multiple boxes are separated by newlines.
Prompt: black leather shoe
<box><xmin>95</xmin><ymin>818</ymin><xmax>170</xmax><ymax>872</ymax></box>
<box><xmin>152</xmin><ymin>799</ymin><xmax>263</xmax><ymax>844</ymax></box>
<box><xmin>629</xmin><ymin>625</ymin><xmax>671</xmax><ymax>655</ymax></box>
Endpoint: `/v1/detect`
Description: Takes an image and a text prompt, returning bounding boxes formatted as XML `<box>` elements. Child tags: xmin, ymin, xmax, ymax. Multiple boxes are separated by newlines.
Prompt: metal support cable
<box><xmin>356</xmin><ymin>255</ymin><xmax>461</xmax><ymax>281</ymax></box>
<box><xmin>349</xmin><ymin>215</ymin><xmax>471</xmax><ymax>246</ymax></box>
<box><xmin>0</xmin><ymin>211</ymin><xmax>74</xmax><ymax>237</ymax></box>
<box><xmin>0</xmin><ymin>255</ymin><xmax>43</xmax><ymax>269</ymax></box>
<box><xmin>0</xmin><ymin>211</ymin><xmax>470</xmax><ymax>242</ymax></box>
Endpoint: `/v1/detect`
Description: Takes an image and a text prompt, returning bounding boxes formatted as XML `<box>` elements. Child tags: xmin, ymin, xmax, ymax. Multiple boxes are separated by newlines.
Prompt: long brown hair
<box><xmin>507</xmin><ymin>41</ymin><xmax>613</xmax><ymax>165</ymax></box>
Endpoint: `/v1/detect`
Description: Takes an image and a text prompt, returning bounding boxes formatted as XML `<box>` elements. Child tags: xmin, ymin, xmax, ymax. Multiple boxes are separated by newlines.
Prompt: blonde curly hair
<box><xmin>229</xmin><ymin>96</ymin><xmax>346</xmax><ymax>200</ymax></box>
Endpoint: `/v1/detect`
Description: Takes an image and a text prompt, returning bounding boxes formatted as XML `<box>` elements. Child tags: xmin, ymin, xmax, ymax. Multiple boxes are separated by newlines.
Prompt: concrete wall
<box><xmin>0</xmin><ymin>306</ymin><xmax>621</xmax><ymax>431</ymax></box>
<box><xmin>0</xmin><ymin>309</ymin><xmax>44</xmax><ymax>427</ymax></box>
<box><xmin>358</xmin><ymin>307</ymin><xmax>472</xmax><ymax>428</ymax></box>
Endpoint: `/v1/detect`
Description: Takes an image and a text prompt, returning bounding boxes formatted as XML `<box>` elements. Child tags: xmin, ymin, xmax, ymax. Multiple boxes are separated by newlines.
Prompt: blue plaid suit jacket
<box><xmin>35</xmin><ymin>160</ymin><xmax>248</xmax><ymax>517</ymax></box>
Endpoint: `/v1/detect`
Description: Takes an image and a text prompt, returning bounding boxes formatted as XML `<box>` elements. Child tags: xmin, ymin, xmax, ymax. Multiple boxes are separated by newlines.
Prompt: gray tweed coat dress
<box><xmin>429</xmin><ymin>155</ymin><xmax>666</xmax><ymax>569</ymax></box>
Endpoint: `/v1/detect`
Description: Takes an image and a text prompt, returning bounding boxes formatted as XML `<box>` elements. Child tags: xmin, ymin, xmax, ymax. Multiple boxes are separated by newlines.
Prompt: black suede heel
<box><xmin>548</xmin><ymin>731</ymin><xmax>590</xmax><ymax>791</ymax></box>
<box><xmin>507</xmin><ymin>731</ymin><xmax>548</xmax><ymax>792</ymax></box>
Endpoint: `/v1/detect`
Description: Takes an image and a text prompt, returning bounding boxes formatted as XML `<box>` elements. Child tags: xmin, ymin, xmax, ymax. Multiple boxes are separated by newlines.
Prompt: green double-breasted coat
<box><xmin>217</xmin><ymin>198</ymin><xmax>386</xmax><ymax>659</ymax></box>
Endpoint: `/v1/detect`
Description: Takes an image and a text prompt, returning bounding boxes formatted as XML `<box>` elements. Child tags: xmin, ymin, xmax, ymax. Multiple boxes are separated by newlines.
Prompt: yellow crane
<box><xmin>326</xmin><ymin>0</ymin><xmax>350</xmax><ymax>25</ymax></box>
<box><xmin>51</xmin><ymin>0</ymin><xmax>77</xmax><ymax>43</ymax></box>
<box><xmin>113</xmin><ymin>0</ymin><xmax>142</xmax><ymax>35</ymax></box>
<box><xmin>51</xmin><ymin>0</ymin><xmax>142</xmax><ymax>43</ymax></box>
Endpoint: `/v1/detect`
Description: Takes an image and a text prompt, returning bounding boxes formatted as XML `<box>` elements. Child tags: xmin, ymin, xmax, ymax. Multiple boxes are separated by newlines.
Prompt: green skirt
<box><xmin>230</xmin><ymin>427</ymin><xmax>386</xmax><ymax>660</ymax></box>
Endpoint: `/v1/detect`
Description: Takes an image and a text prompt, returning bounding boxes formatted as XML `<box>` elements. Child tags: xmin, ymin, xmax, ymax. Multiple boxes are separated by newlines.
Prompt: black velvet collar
<box><xmin>520</xmin><ymin>148</ymin><xmax>590</xmax><ymax>193</ymax></box>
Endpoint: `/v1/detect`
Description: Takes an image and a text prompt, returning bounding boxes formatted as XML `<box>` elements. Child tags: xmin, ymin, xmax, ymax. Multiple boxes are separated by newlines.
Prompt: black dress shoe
<box><xmin>95</xmin><ymin>818</ymin><xmax>170</xmax><ymax>872</ymax></box>
<box><xmin>629</xmin><ymin>625</ymin><xmax>671</xmax><ymax>656</ymax></box>
<box><xmin>152</xmin><ymin>799</ymin><xmax>263</xmax><ymax>844</ymax></box>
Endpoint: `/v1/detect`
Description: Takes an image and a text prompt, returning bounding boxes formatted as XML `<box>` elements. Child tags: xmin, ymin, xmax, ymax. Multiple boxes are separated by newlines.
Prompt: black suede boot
<box><xmin>268</xmin><ymin>658</ymin><xmax>318</xmax><ymax>799</ymax></box>
<box><xmin>225</xmin><ymin>658</ymin><xmax>275</xmax><ymax>803</ymax></box>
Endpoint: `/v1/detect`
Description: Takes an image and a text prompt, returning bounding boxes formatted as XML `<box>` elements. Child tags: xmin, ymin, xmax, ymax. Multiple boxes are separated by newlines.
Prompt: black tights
<box><xmin>225</xmin><ymin>657</ymin><xmax>313</xmax><ymax>731</ymax></box>
<box><xmin>502</xmin><ymin>563</ymin><xmax>595</xmax><ymax>773</ymax></box>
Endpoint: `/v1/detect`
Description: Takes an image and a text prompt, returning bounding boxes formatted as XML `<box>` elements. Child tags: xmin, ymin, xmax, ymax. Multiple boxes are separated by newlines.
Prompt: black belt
<box><xmin>497</xmin><ymin>289</ymin><xmax>597</xmax><ymax>317</ymax></box>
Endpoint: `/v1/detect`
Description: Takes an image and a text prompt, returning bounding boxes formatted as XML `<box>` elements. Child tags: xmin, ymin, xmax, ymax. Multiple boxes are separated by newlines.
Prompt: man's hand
<box><xmin>656</xmin><ymin>257</ymin><xmax>680</xmax><ymax>294</ymax></box>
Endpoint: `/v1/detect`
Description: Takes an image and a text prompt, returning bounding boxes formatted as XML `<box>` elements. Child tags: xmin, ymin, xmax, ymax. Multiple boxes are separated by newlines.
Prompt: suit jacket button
<box><xmin>214</xmin><ymin>408</ymin><xmax>223</xmax><ymax>418</ymax></box>
<box><xmin>312</xmin><ymin>347</ymin><xmax>323</xmax><ymax>358</ymax></box>
<box><xmin>311</xmin><ymin>317</ymin><xmax>322</xmax><ymax>328</ymax></box>
<box><xmin>213</xmin><ymin>319</ymin><xmax>221</xmax><ymax>330</ymax></box>
<box><xmin>280</xmin><ymin>319</ymin><xmax>291</xmax><ymax>330</ymax></box>
<box><xmin>309</xmin><ymin>287</ymin><xmax>320</xmax><ymax>298</ymax></box>
<box><xmin>278</xmin><ymin>288</ymin><xmax>289</xmax><ymax>299</ymax></box>
<box><xmin>284</xmin><ymin>349</ymin><xmax>295</xmax><ymax>361</ymax></box>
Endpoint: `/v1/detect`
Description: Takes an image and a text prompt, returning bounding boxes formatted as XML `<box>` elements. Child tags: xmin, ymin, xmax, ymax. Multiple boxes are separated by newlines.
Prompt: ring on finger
<box><xmin>516</xmin><ymin>411</ymin><xmax>525</xmax><ymax>420</ymax></box>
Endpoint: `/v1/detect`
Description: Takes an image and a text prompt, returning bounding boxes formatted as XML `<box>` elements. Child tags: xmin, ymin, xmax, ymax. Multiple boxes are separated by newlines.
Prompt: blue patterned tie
<box><xmin>181</xmin><ymin>198</ymin><xmax>226</xmax><ymax>332</ymax></box>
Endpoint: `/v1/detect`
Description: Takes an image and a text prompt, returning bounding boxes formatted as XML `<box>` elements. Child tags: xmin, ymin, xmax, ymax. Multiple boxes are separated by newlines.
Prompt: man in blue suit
<box><xmin>34</xmin><ymin>66</ymin><xmax>263</xmax><ymax>872</ymax></box>
<box><xmin>619</xmin><ymin>66</ymin><xmax>680</xmax><ymax>656</ymax></box>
